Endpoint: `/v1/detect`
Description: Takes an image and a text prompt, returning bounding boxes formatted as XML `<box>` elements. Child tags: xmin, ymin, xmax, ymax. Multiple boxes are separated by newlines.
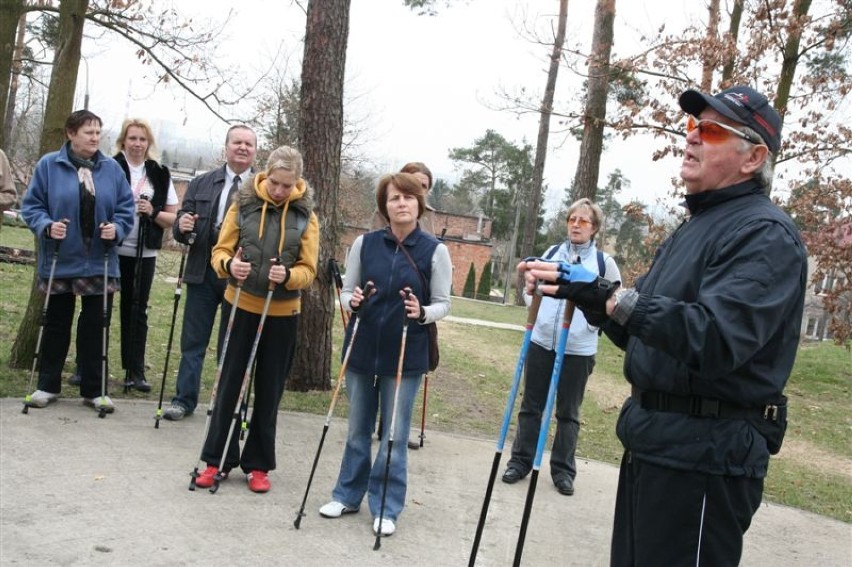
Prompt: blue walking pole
<box><xmin>512</xmin><ymin>301</ymin><xmax>575</xmax><ymax>567</ymax></box>
<box><xmin>469</xmin><ymin>294</ymin><xmax>543</xmax><ymax>566</ymax></box>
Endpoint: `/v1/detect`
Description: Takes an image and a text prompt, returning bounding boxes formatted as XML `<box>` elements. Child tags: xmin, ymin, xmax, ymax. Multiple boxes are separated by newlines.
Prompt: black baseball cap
<box><xmin>679</xmin><ymin>86</ymin><xmax>782</xmax><ymax>153</ymax></box>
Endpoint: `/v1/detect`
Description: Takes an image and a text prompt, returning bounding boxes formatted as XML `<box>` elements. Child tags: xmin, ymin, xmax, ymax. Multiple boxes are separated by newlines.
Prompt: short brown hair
<box><xmin>65</xmin><ymin>110</ymin><xmax>102</xmax><ymax>137</ymax></box>
<box><xmin>376</xmin><ymin>172</ymin><xmax>426</xmax><ymax>222</ymax></box>
<box><xmin>399</xmin><ymin>161</ymin><xmax>433</xmax><ymax>190</ymax></box>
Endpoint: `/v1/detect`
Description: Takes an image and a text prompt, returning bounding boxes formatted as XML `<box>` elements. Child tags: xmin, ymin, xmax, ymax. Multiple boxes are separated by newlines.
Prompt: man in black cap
<box><xmin>521</xmin><ymin>85</ymin><xmax>807</xmax><ymax>565</ymax></box>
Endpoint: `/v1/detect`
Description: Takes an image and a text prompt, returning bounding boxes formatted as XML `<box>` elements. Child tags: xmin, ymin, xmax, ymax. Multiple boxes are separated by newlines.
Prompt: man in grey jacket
<box><xmin>162</xmin><ymin>125</ymin><xmax>257</xmax><ymax>420</ymax></box>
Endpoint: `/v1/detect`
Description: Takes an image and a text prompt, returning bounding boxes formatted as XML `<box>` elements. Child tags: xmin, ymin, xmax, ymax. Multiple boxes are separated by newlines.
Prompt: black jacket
<box><xmin>605</xmin><ymin>180</ymin><xmax>807</xmax><ymax>478</ymax></box>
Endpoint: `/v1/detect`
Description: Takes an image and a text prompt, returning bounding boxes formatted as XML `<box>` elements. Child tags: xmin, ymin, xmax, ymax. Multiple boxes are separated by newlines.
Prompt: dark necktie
<box><xmin>212</xmin><ymin>175</ymin><xmax>242</xmax><ymax>244</ymax></box>
<box><xmin>229</xmin><ymin>175</ymin><xmax>241</xmax><ymax>204</ymax></box>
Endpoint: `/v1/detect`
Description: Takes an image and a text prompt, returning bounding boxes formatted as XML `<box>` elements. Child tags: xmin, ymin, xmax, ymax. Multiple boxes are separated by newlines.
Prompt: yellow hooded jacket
<box><xmin>211</xmin><ymin>172</ymin><xmax>319</xmax><ymax>316</ymax></box>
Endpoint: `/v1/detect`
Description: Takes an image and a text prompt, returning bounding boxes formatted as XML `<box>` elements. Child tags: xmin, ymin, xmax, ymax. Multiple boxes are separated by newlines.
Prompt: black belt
<box><xmin>632</xmin><ymin>387</ymin><xmax>784</xmax><ymax>422</ymax></box>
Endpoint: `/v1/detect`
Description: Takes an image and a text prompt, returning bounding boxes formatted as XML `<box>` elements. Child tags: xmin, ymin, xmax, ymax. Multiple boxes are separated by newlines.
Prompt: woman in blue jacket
<box><xmin>320</xmin><ymin>172</ymin><xmax>451</xmax><ymax>537</ymax></box>
<box><xmin>21</xmin><ymin>110</ymin><xmax>134</xmax><ymax>413</ymax></box>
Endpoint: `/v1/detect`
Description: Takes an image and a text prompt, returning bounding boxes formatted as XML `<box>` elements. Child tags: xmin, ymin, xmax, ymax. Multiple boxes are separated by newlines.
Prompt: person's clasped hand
<box><xmin>268</xmin><ymin>261</ymin><xmax>288</xmax><ymax>284</ymax></box>
<box><xmin>400</xmin><ymin>287</ymin><xmax>422</xmax><ymax>320</ymax></box>
<box><xmin>229</xmin><ymin>247</ymin><xmax>251</xmax><ymax>281</ymax></box>
<box><xmin>519</xmin><ymin>258</ymin><xmax>616</xmax><ymax>316</ymax></box>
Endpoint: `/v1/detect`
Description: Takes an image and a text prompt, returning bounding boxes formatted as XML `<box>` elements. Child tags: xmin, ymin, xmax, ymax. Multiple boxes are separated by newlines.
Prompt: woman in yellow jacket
<box><xmin>193</xmin><ymin>145</ymin><xmax>319</xmax><ymax>493</ymax></box>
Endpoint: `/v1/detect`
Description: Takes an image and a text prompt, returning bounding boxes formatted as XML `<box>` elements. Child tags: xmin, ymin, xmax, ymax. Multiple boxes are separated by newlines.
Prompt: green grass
<box><xmin>1</xmin><ymin>222</ymin><xmax>850</xmax><ymax>522</ymax></box>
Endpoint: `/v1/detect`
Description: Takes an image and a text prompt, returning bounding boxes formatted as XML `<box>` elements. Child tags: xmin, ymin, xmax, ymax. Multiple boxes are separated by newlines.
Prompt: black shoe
<box><xmin>132</xmin><ymin>375</ymin><xmax>151</xmax><ymax>393</ymax></box>
<box><xmin>554</xmin><ymin>478</ymin><xmax>574</xmax><ymax>496</ymax></box>
<box><xmin>502</xmin><ymin>468</ymin><xmax>524</xmax><ymax>484</ymax></box>
<box><xmin>407</xmin><ymin>440</ymin><xmax>421</xmax><ymax>450</ymax></box>
<box><xmin>68</xmin><ymin>374</ymin><xmax>82</xmax><ymax>386</ymax></box>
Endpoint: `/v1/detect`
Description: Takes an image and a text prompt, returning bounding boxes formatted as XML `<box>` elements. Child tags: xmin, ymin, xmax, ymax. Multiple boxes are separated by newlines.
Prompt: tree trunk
<box><xmin>288</xmin><ymin>0</ymin><xmax>351</xmax><ymax>392</ymax></box>
<box><xmin>3</xmin><ymin>11</ymin><xmax>27</xmax><ymax>151</ymax></box>
<box><xmin>519</xmin><ymin>0</ymin><xmax>567</xmax><ymax>261</ymax></box>
<box><xmin>720</xmin><ymin>0</ymin><xmax>744</xmax><ymax>85</ymax></box>
<box><xmin>0</xmin><ymin>0</ymin><xmax>24</xmax><ymax>150</ymax></box>
<box><xmin>571</xmin><ymin>0</ymin><xmax>615</xmax><ymax>201</ymax></box>
<box><xmin>701</xmin><ymin>0</ymin><xmax>720</xmax><ymax>91</ymax></box>
<box><xmin>9</xmin><ymin>0</ymin><xmax>88</xmax><ymax>369</ymax></box>
<box><xmin>775</xmin><ymin>0</ymin><xmax>812</xmax><ymax>132</ymax></box>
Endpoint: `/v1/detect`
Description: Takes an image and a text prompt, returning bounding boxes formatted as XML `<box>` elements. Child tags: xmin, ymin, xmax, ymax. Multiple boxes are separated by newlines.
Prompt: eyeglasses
<box><xmin>686</xmin><ymin>115</ymin><xmax>762</xmax><ymax>145</ymax></box>
<box><xmin>567</xmin><ymin>216</ymin><xmax>593</xmax><ymax>228</ymax></box>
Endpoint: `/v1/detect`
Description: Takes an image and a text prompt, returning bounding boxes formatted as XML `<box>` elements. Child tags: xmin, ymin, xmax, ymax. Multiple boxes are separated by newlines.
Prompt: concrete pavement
<box><xmin>1</xmin><ymin>398</ymin><xmax>849</xmax><ymax>566</ymax></box>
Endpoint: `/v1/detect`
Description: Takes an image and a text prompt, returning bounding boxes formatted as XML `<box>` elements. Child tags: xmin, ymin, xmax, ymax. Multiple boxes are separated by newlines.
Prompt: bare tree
<box><xmin>10</xmin><ymin>0</ymin><xmax>88</xmax><ymax>369</ymax></box>
<box><xmin>570</xmin><ymin>0</ymin><xmax>616</xmax><ymax>201</ymax></box>
<box><xmin>0</xmin><ymin>0</ymin><xmax>26</xmax><ymax>149</ymax></box>
<box><xmin>517</xmin><ymin>0</ymin><xmax>568</xmax><ymax>302</ymax></box>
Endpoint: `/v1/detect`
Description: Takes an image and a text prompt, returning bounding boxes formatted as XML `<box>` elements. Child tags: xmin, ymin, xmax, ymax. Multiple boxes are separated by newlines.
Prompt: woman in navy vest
<box><xmin>113</xmin><ymin>119</ymin><xmax>178</xmax><ymax>392</ymax></box>
<box><xmin>320</xmin><ymin>172</ymin><xmax>452</xmax><ymax>537</ymax></box>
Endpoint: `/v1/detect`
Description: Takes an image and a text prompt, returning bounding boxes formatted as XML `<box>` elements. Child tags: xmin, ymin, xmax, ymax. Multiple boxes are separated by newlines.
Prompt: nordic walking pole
<box><xmin>210</xmin><ymin>261</ymin><xmax>279</xmax><ymax>494</ymax></box>
<box><xmin>23</xmin><ymin>219</ymin><xmax>68</xmax><ymax>414</ymax></box>
<box><xmin>468</xmin><ymin>293</ymin><xmax>543</xmax><ymax>566</ymax></box>
<box><xmin>512</xmin><ymin>301</ymin><xmax>574</xmax><ymax>567</ymax></box>
<box><xmin>188</xmin><ymin>278</ymin><xmax>243</xmax><ymax>490</ymax></box>
<box><xmin>418</xmin><ymin>372</ymin><xmax>428</xmax><ymax>447</ymax></box>
<box><xmin>374</xmin><ymin>287</ymin><xmax>411</xmax><ymax>551</ymax></box>
<box><xmin>97</xmin><ymin>224</ymin><xmax>116</xmax><ymax>419</ymax></box>
<box><xmin>294</xmin><ymin>280</ymin><xmax>376</xmax><ymax>529</ymax></box>
<box><xmin>124</xmin><ymin>191</ymin><xmax>151</xmax><ymax>393</ymax></box>
<box><xmin>154</xmin><ymin>232</ymin><xmax>192</xmax><ymax>428</ymax></box>
<box><xmin>239</xmin><ymin>358</ymin><xmax>257</xmax><ymax>440</ymax></box>
<box><xmin>329</xmin><ymin>258</ymin><xmax>349</xmax><ymax>327</ymax></box>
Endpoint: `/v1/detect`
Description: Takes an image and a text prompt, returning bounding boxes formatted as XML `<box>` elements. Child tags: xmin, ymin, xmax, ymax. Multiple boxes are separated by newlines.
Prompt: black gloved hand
<box><xmin>578</xmin><ymin>304</ymin><xmax>609</xmax><ymax>327</ymax></box>
<box><xmin>546</xmin><ymin>275</ymin><xmax>617</xmax><ymax>313</ymax></box>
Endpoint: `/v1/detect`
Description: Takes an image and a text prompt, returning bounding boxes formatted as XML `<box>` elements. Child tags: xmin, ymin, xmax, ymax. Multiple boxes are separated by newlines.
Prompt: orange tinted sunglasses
<box><xmin>686</xmin><ymin>115</ymin><xmax>762</xmax><ymax>145</ymax></box>
<box><xmin>567</xmin><ymin>216</ymin><xmax>593</xmax><ymax>228</ymax></box>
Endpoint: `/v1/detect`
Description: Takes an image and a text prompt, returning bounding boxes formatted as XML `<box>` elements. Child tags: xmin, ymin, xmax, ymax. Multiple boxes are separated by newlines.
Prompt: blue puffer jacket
<box><xmin>22</xmin><ymin>143</ymin><xmax>134</xmax><ymax>280</ymax></box>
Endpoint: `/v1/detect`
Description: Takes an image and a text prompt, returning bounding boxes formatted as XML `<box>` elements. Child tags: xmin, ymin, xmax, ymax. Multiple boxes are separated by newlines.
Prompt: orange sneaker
<box><xmin>247</xmin><ymin>470</ymin><xmax>270</xmax><ymax>493</ymax></box>
<box><xmin>193</xmin><ymin>465</ymin><xmax>228</xmax><ymax>489</ymax></box>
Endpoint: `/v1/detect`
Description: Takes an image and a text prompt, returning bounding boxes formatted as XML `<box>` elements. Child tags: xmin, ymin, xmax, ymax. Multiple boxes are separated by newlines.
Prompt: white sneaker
<box><xmin>83</xmin><ymin>396</ymin><xmax>115</xmax><ymax>414</ymax></box>
<box><xmin>373</xmin><ymin>517</ymin><xmax>396</xmax><ymax>536</ymax></box>
<box><xmin>319</xmin><ymin>501</ymin><xmax>359</xmax><ymax>518</ymax></box>
<box><xmin>26</xmin><ymin>390</ymin><xmax>58</xmax><ymax>408</ymax></box>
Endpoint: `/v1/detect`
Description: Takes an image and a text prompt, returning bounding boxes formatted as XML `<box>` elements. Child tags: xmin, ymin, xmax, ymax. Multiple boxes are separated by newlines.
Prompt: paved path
<box><xmin>1</xmin><ymin>398</ymin><xmax>849</xmax><ymax>566</ymax></box>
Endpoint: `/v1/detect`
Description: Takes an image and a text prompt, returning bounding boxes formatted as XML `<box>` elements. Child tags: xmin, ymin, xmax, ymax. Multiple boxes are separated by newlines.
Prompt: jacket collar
<box><xmin>684</xmin><ymin>179</ymin><xmax>764</xmax><ymax>215</ymax></box>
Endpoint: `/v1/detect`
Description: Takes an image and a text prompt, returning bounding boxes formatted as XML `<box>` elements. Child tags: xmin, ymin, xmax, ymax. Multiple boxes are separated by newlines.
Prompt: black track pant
<box><xmin>610</xmin><ymin>451</ymin><xmax>763</xmax><ymax>567</ymax></box>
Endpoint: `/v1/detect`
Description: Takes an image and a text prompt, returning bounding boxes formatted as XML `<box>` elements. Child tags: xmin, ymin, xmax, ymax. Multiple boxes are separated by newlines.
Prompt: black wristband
<box><xmin>418</xmin><ymin>306</ymin><xmax>427</xmax><ymax>323</ymax></box>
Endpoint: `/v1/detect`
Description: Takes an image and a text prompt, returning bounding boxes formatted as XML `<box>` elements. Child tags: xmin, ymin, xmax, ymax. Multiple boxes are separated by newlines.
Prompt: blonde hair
<box><xmin>265</xmin><ymin>146</ymin><xmax>303</xmax><ymax>179</ymax></box>
<box><xmin>566</xmin><ymin>198</ymin><xmax>603</xmax><ymax>238</ymax></box>
<box><xmin>115</xmin><ymin>118</ymin><xmax>159</xmax><ymax>161</ymax></box>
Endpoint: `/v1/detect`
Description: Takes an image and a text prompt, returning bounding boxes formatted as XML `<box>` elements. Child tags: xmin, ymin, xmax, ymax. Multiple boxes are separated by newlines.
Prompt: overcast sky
<box><xmin>74</xmin><ymin>0</ymin><xmax>848</xmax><ymax>217</ymax></box>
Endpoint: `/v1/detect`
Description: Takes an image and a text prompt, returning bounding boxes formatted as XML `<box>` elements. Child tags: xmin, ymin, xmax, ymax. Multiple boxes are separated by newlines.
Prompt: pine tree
<box><xmin>463</xmin><ymin>263</ymin><xmax>477</xmax><ymax>299</ymax></box>
<box><xmin>476</xmin><ymin>260</ymin><xmax>492</xmax><ymax>300</ymax></box>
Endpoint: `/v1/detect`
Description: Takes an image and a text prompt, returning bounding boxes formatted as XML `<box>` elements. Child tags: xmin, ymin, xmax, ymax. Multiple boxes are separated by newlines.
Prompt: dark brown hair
<box><xmin>65</xmin><ymin>110</ymin><xmax>102</xmax><ymax>136</ymax></box>
<box><xmin>399</xmin><ymin>161</ymin><xmax>433</xmax><ymax>190</ymax></box>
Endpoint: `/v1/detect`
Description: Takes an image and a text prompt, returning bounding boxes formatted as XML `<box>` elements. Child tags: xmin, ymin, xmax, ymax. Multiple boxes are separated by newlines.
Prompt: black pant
<box><xmin>507</xmin><ymin>343</ymin><xmax>595</xmax><ymax>482</ymax></box>
<box><xmin>201</xmin><ymin>300</ymin><xmax>298</xmax><ymax>473</ymax></box>
<box><xmin>119</xmin><ymin>254</ymin><xmax>156</xmax><ymax>376</ymax></box>
<box><xmin>39</xmin><ymin>292</ymin><xmax>114</xmax><ymax>399</ymax></box>
<box><xmin>610</xmin><ymin>452</ymin><xmax>764</xmax><ymax>567</ymax></box>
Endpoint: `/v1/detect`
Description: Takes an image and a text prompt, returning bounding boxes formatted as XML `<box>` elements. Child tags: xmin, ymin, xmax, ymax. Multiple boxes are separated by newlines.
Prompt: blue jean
<box><xmin>331</xmin><ymin>370</ymin><xmax>422</xmax><ymax>522</ymax></box>
<box><xmin>171</xmin><ymin>266</ymin><xmax>226</xmax><ymax>412</ymax></box>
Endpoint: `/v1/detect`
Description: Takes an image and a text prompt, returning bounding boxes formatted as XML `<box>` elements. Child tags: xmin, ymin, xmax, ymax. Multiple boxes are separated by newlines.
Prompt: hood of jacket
<box><xmin>235</xmin><ymin>171</ymin><xmax>314</xmax><ymax>254</ymax></box>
